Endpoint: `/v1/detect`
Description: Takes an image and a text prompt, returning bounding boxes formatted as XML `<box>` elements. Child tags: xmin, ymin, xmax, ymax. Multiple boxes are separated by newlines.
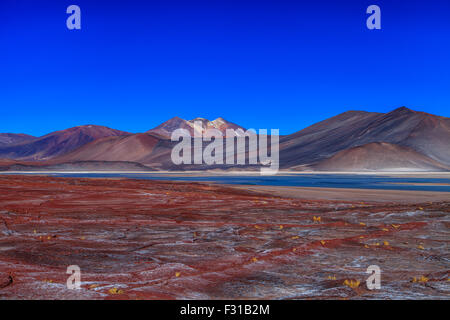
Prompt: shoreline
<box><xmin>227</xmin><ymin>184</ymin><xmax>450</xmax><ymax>203</ymax></box>
<box><xmin>2</xmin><ymin>170</ymin><xmax>450</xmax><ymax>178</ymax></box>
<box><xmin>1</xmin><ymin>172</ymin><xmax>448</xmax><ymax>202</ymax></box>
<box><xmin>2</xmin><ymin>171</ymin><xmax>450</xmax><ymax>198</ymax></box>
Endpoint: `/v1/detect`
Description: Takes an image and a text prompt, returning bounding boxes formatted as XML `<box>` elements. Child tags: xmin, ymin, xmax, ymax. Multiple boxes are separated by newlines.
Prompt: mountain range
<box><xmin>0</xmin><ymin>107</ymin><xmax>449</xmax><ymax>172</ymax></box>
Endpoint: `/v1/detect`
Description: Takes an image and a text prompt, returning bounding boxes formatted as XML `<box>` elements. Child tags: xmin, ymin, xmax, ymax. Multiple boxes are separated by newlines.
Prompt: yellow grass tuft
<box><xmin>109</xmin><ymin>287</ymin><xmax>124</xmax><ymax>295</ymax></box>
<box><xmin>343</xmin><ymin>279</ymin><xmax>360</xmax><ymax>288</ymax></box>
<box><xmin>412</xmin><ymin>276</ymin><xmax>429</xmax><ymax>283</ymax></box>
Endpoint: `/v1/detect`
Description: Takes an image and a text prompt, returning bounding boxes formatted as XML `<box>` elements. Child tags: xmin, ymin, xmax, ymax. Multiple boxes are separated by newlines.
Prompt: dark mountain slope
<box><xmin>313</xmin><ymin>142</ymin><xmax>449</xmax><ymax>172</ymax></box>
<box><xmin>280</xmin><ymin>107</ymin><xmax>450</xmax><ymax>168</ymax></box>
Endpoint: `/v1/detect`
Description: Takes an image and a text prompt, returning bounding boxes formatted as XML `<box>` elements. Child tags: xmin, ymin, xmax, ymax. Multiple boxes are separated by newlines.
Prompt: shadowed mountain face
<box><xmin>147</xmin><ymin>117</ymin><xmax>245</xmax><ymax>138</ymax></box>
<box><xmin>0</xmin><ymin>125</ymin><xmax>130</xmax><ymax>160</ymax></box>
<box><xmin>0</xmin><ymin>133</ymin><xmax>36</xmax><ymax>146</ymax></box>
<box><xmin>279</xmin><ymin>110</ymin><xmax>382</xmax><ymax>168</ymax></box>
<box><xmin>313</xmin><ymin>142</ymin><xmax>450</xmax><ymax>172</ymax></box>
<box><xmin>280</xmin><ymin>107</ymin><xmax>450</xmax><ymax>168</ymax></box>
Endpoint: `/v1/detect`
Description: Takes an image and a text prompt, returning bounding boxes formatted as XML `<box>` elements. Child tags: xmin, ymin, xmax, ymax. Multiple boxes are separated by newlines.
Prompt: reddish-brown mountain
<box><xmin>56</xmin><ymin>133</ymin><xmax>163</xmax><ymax>165</ymax></box>
<box><xmin>0</xmin><ymin>125</ymin><xmax>130</xmax><ymax>160</ymax></box>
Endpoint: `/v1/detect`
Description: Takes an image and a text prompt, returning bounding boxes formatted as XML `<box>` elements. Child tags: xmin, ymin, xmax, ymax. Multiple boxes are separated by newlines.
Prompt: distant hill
<box><xmin>0</xmin><ymin>125</ymin><xmax>130</xmax><ymax>160</ymax></box>
<box><xmin>0</xmin><ymin>160</ymin><xmax>155</xmax><ymax>172</ymax></box>
<box><xmin>0</xmin><ymin>133</ymin><xmax>36</xmax><ymax>146</ymax></box>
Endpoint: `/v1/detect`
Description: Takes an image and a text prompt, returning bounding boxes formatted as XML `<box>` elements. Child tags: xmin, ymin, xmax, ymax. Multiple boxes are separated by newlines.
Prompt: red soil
<box><xmin>0</xmin><ymin>175</ymin><xmax>448</xmax><ymax>299</ymax></box>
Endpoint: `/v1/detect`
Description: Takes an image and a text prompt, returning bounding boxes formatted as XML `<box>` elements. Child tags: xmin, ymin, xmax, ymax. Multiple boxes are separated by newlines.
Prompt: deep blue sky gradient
<box><xmin>1</xmin><ymin>0</ymin><xmax>449</xmax><ymax>136</ymax></box>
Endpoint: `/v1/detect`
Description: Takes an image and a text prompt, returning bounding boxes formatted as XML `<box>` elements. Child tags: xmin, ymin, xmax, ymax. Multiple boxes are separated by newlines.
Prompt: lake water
<box><xmin>23</xmin><ymin>173</ymin><xmax>450</xmax><ymax>192</ymax></box>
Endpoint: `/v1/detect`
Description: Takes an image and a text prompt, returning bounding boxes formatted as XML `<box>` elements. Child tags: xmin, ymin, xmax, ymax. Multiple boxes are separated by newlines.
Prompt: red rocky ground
<box><xmin>0</xmin><ymin>175</ymin><xmax>448</xmax><ymax>299</ymax></box>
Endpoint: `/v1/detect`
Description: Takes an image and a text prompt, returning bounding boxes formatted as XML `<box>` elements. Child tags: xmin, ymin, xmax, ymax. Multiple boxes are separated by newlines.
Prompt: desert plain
<box><xmin>0</xmin><ymin>174</ymin><xmax>448</xmax><ymax>299</ymax></box>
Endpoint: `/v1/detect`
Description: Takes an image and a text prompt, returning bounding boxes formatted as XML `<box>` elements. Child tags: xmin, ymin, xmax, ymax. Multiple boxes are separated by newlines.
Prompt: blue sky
<box><xmin>1</xmin><ymin>0</ymin><xmax>449</xmax><ymax>136</ymax></box>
